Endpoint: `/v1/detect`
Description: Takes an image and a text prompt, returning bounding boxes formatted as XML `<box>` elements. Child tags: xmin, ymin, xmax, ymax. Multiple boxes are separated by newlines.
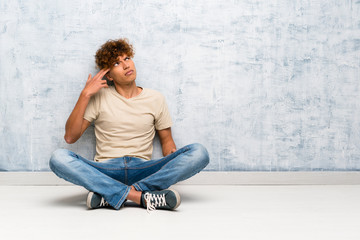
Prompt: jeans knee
<box><xmin>49</xmin><ymin>149</ymin><xmax>72</xmax><ymax>172</ymax></box>
<box><xmin>189</xmin><ymin>143</ymin><xmax>210</xmax><ymax>168</ymax></box>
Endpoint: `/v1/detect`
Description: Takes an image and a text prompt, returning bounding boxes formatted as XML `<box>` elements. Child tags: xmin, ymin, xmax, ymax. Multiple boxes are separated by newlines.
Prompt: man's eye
<box><xmin>125</xmin><ymin>57</ymin><xmax>130</xmax><ymax>60</ymax></box>
<box><xmin>114</xmin><ymin>62</ymin><xmax>119</xmax><ymax>66</ymax></box>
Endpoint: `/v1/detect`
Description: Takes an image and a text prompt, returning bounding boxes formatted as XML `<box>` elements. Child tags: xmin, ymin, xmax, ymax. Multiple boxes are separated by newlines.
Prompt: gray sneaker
<box><xmin>86</xmin><ymin>192</ymin><xmax>110</xmax><ymax>209</ymax></box>
<box><xmin>141</xmin><ymin>189</ymin><xmax>181</xmax><ymax>212</ymax></box>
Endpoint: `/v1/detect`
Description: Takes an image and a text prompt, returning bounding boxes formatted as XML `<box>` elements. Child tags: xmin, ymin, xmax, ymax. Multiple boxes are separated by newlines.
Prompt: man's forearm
<box><xmin>157</xmin><ymin>128</ymin><xmax>176</xmax><ymax>156</ymax></box>
<box><xmin>64</xmin><ymin>91</ymin><xmax>90</xmax><ymax>143</ymax></box>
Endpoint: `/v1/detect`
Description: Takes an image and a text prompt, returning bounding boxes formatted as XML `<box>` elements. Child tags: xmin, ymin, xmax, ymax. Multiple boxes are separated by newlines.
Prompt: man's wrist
<box><xmin>80</xmin><ymin>90</ymin><xmax>92</xmax><ymax>99</ymax></box>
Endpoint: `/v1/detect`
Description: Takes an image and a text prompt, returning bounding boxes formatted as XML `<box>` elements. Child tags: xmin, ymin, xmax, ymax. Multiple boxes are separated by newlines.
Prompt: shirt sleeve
<box><xmin>83</xmin><ymin>93</ymin><xmax>99</xmax><ymax>123</ymax></box>
<box><xmin>155</xmin><ymin>95</ymin><xmax>173</xmax><ymax>130</ymax></box>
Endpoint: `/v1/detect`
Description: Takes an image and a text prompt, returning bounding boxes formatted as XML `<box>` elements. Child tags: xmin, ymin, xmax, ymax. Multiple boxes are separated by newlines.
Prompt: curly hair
<box><xmin>95</xmin><ymin>38</ymin><xmax>135</xmax><ymax>69</ymax></box>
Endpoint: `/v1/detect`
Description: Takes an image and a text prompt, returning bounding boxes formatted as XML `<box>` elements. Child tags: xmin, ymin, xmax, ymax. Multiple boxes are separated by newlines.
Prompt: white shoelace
<box><xmin>99</xmin><ymin>197</ymin><xmax>109</xmax><ymax>207</ymax></box>
<box><xmin>144</xmin><ymin>192</ymin><xmax>166</xmax><ymax>213</ymax></box>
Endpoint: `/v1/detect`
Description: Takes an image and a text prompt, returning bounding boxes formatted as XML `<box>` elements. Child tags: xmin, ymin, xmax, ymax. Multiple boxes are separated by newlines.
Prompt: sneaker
<box><xmin>141</xmin><ymin>189</ymin><xmax>181</xmax><ymax>212</ymax></box>
<box><xmin>86</xmin><ymin>192</ymin><xmax>110</xmax><ymax>209</ymax></box>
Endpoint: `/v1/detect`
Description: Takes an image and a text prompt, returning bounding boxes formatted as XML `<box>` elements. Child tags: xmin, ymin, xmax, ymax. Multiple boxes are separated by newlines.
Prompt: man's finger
<box><xmin>86</xmin><ymin>74</ymin><xmax>92</xmax><ymax>83</ymax></box>
<box><xmin>99</xmin><ymin>68</ymin><xmax>110</xmax><ymax>79</ymax></box>
<box><xmin>93</xmin><ymin>70</ymin><xmax>103</xmax><ymax>79</ymax></box>
<box><xmin>94</xmin><ymin>68</ymin><xmax>110</xmax><ymax>79</ymax></box>
<box><xmin>100</xmin><ymin>81</ymin><xmax>109</xmax><ymax>88</ymax></box>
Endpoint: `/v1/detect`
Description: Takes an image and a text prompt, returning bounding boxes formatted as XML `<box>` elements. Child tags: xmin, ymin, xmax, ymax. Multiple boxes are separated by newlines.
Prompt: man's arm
<box><xmin>64</xmin><ymin>68</ymin><xmax>109</xmax><ymax>144</ymax></box>
<box><xmin>157</xmin><ymin>127</ymin><xmax>177</xmax><ymax>156</ymax></box>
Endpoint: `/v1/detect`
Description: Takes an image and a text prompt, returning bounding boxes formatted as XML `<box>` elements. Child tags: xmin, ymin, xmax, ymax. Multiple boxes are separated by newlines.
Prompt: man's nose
<box><xmin>123</xmin><ymin>62</ymin><xmax>130</xmax><ymax>69</ymax></box>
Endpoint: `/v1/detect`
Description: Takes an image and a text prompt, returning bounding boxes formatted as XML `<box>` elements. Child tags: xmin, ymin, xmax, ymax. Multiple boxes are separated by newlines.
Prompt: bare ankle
<box><xmin>127</xmin><ymin>186</ymin><xmax>142</xmax><ymax>205</ymax></box>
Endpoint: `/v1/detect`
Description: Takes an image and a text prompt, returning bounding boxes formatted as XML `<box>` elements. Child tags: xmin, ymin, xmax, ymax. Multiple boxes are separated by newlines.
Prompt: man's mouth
<box><xmin>125</xmin><ymin>70</ymin><xmax>133</xmax><ymax>76</ymax></box>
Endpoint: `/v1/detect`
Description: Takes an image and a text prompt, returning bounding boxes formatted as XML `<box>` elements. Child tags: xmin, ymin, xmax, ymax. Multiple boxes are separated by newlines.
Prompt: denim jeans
<box><xmin>49</xmin><ymin>143</ymin><xmax>209</xmax><ymax>210</ymax></box>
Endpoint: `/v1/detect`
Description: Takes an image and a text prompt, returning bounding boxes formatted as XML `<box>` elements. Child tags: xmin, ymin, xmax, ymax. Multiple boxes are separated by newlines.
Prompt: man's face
<box><xmin>106</xmin><ymin>55</ymin><xmax>137</xmax><ymax>85</ymax></box>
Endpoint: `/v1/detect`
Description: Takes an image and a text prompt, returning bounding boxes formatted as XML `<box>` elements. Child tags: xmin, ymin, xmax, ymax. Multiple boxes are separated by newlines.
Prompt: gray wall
<box><xmin>1</xmin><ymin>0</ymin><xmax>360</xmax><ymax>171</ymax></box>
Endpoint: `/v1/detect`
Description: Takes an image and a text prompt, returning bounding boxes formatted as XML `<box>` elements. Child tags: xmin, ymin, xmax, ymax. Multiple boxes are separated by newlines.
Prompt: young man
<box><xmin>50</xmin><ymin>39</ymin><xmax>209</xmax><ymax>211</ymax></box>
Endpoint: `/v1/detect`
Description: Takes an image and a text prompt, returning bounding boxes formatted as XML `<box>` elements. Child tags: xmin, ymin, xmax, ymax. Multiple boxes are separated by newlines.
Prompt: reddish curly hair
<box><xmin>95</xmin><ymin>38</ymin><xmax>135</xmax><ymax>69</ymax></box>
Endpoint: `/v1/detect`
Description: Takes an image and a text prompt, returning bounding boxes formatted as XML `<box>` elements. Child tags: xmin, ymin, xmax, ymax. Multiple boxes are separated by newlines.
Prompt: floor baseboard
<box><xmin>1</xmin><ymin>171</ymin><xmax>360</xmax><ymax>185</ymax></box>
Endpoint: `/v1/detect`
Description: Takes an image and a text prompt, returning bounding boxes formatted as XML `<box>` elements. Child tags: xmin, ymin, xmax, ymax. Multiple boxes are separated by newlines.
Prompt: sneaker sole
<box><xmin>169</xmin><ymin>189</ymin><xmax>181</xmax><ymax>210</ymax></box>
<box><xmin>86</xmin><ymin>192</ymin><xmax>95</xmax><ymax>209</ymax></box>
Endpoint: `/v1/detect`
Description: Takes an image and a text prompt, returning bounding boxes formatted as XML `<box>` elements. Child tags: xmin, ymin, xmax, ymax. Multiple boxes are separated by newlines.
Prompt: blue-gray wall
<box><xmin>1</xmin><ymin>0</ymin><xmax>360</xmax><ymax>171</ymax></box>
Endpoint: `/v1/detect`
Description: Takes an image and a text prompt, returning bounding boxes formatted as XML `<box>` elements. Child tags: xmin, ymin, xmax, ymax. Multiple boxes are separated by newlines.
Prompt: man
<box><xmin>50</xmin><ymin>38</ymin><xmax>209</xmax><ymax>211</ymax></box>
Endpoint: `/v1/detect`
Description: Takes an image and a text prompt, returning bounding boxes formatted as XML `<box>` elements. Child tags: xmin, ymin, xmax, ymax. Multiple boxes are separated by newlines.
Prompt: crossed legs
<box><xmin>49</xmin><ymin>143</ymin><xmax>209</xmax><ymax>210</ymax></box>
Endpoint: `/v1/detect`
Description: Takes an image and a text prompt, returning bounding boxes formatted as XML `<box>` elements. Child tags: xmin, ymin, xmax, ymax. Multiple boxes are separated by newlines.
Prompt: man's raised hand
<box><xmin>82</xmin><ymin>68</ymin><xmax>110</xmax><ymax>97</ymax></box>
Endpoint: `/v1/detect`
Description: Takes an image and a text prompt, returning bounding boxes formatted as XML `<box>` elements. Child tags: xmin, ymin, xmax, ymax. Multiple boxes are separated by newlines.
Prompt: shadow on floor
<box><xmin>50</xmin><ymin>192</ymin><xmax>88</xmax><ymax>207</ymax></box>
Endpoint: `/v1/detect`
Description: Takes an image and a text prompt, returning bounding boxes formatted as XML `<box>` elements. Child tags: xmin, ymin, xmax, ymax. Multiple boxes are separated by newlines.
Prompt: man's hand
<box><xmin>82</xmin><ymin>68</ymin><xmax>110</xmax><ymax>97</ymax></box>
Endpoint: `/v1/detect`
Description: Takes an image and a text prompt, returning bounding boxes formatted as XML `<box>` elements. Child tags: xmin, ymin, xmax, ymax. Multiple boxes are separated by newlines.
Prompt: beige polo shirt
<box><xmin>83</xmin><ymin>86</ymin><xmax>172</xmax><ymax>162</ymax></box>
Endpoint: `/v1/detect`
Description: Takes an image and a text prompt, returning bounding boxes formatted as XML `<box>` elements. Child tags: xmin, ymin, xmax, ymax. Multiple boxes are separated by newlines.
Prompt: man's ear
<box><xmin>105</xmin><ymin>73</ymin><xmax>113</xmax><ymax>81</ymax></box>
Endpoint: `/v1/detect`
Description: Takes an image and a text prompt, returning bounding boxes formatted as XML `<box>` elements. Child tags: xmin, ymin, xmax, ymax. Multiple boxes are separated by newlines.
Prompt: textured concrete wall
<box><xmin>0</xmin><ymin>0</ymin><xmax>360</xmax><ymax>171</ymax></box>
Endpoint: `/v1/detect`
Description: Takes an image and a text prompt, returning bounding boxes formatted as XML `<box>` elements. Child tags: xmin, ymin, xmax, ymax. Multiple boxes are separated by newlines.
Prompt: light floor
<box><xmin>1</xmin><ymin>185</ymin><xmax>360</xmax><ymax>240</ymax></box>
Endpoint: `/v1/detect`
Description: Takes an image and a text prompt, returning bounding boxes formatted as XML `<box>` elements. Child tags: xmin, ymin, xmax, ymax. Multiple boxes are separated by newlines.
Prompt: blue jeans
<box><xmin>49</xmin><ymin>143</ymin><xmax>209</xmax><ymax>210</ymax></box>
